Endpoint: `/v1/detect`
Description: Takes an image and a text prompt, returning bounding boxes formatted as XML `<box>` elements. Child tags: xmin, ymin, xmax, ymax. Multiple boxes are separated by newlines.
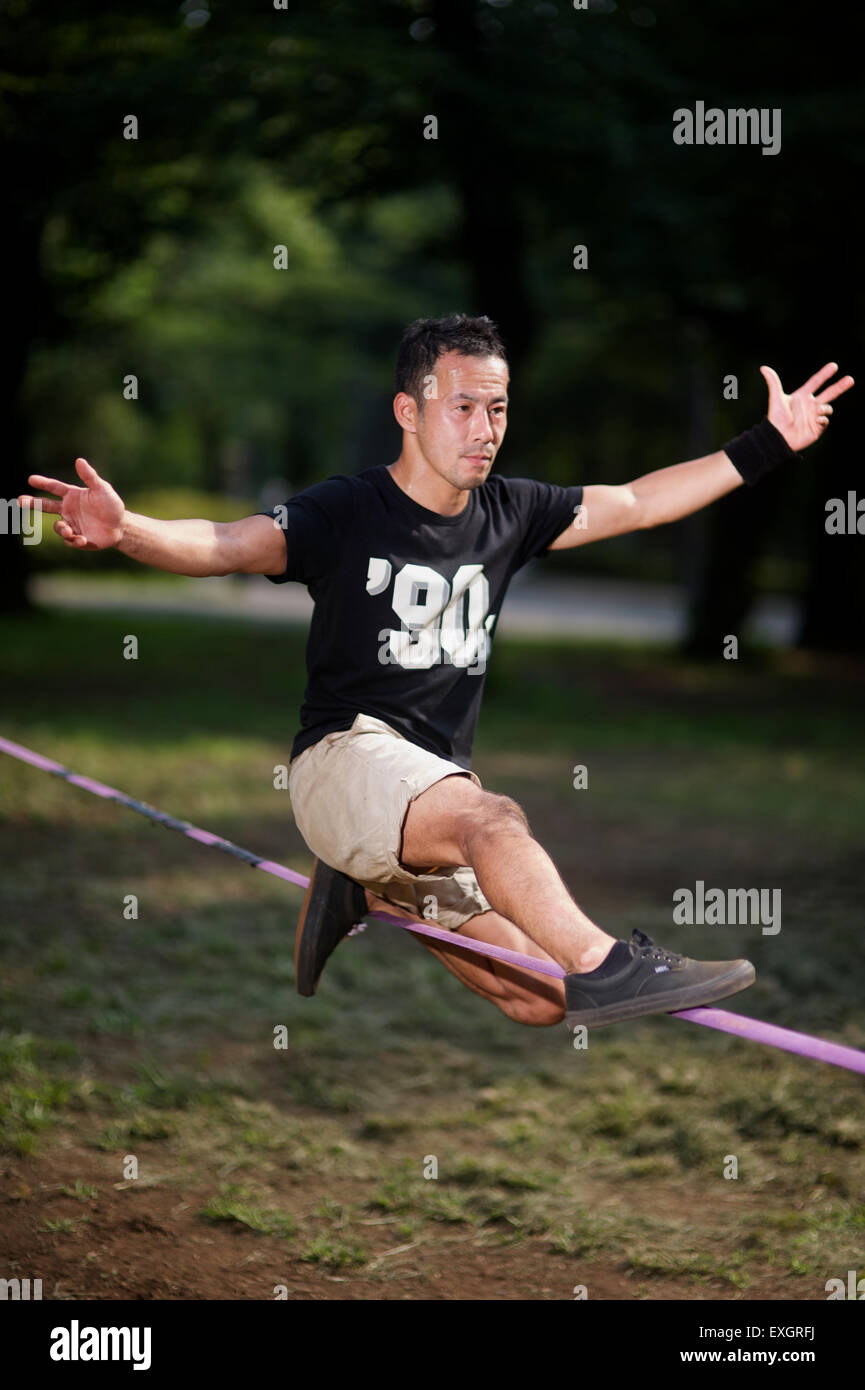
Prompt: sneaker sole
<box><xmin>294</xmin><ymin>862</ymin><xmax>322</xmax><ymax>997</ymax></box>
<box><xmin>294</xmin><ymin>859</ymin><xmax>363</xmax><ymax>998</ymax></box>
<box><xmin>565</xmin><ymin>960</ymin><xmax>755</xmax><ymax>1031</ymax></box>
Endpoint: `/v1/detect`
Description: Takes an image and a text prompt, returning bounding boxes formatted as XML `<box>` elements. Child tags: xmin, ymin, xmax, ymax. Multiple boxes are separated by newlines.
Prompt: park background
<box><xmin>1</xmin><ymin>0</ymin><xmax>864</xmax><ymax>1300</ymax></box>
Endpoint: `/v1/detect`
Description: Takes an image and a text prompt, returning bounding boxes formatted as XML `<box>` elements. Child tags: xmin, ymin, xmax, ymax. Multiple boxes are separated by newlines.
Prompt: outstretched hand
<box><xmin>760</xmin><ymin>362</ymin><xmax>854</xmax><ymax>452</ymax></box>
<box><xmin>18</xmin><ymin>458</ymin><xmax>125</xmax><ymax>550</ymax></box>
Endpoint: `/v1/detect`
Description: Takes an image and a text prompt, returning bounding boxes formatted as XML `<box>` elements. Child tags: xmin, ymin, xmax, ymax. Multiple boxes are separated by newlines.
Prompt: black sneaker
<box><xmin>564</xmin><ymin>929</ymin><xmax>755</xmax><ymax>1031</ymax></box>
<box><xmin>295</xmin><ymin>858</ymin><xmax>367</xmax><ymax>997</ymax></box>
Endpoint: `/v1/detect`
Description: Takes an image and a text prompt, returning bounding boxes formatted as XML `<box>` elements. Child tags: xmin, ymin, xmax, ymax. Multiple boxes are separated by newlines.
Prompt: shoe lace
<box><xmin>630</xmin><ymin>928</ymin><xmax>683</xmax><ymax>968</ymax></box>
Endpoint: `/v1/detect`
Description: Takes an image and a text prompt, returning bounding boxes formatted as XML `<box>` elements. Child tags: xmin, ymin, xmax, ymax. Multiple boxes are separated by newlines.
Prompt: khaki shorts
<box><xmin>287</xmin><ymin>713</ymin><xmax>492</xmax><ymax>931</ymax></box>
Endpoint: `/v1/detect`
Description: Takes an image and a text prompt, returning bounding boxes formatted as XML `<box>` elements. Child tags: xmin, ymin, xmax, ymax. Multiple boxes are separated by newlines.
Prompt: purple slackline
<box><xmin>2</xmin><ymin>734</ymin><xmax>864</xmax><ymax>1077</ymax></box>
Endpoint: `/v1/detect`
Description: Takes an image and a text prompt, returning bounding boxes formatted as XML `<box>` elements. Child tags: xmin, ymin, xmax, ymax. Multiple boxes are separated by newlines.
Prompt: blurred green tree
<box><xmin>2</xmin><ymin>0</ymin><xmax>862</xmax><ymax>651</ymax></box>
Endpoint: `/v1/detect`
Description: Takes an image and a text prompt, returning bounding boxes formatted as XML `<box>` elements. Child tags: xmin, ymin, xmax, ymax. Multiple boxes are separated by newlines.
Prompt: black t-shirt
<box><xmin>259</xmin><ymin>464</ymin><xmax>583</xmax><ymax>769</ymax></box>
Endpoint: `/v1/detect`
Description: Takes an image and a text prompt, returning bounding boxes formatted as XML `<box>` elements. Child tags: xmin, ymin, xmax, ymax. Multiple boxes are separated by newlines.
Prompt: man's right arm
<box><xmin>19</xmin><ymin>457</ymin><xmax>287</xmax><ymax>577</ymax></box>
<box><xmin>118</xmin><ymin>511</ymin><xmax>286</xmax><ymax>577</ymax></box>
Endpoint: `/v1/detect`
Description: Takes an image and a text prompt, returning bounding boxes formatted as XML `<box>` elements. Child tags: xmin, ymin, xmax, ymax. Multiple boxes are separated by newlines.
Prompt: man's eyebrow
<box><xmin>448</xmin><ymin>391</ymin><xmax>509</xmax><ymax>403</ymax></box>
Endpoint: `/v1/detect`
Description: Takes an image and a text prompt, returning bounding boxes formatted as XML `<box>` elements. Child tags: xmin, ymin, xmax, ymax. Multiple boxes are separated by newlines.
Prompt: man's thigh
<box><xmin>398</xmin><ymin>771</ymin><xmax>475</xmax><ymax>870</ymax></box>
<box><xmin>288</xmin><ymin>713</ymin><xmax>492</xmax><ymax>930</ymax></box>
<box><xmin>399</xmin><ymin>769</ymin><xmax>516</xmax><ymax>871</ymax></box>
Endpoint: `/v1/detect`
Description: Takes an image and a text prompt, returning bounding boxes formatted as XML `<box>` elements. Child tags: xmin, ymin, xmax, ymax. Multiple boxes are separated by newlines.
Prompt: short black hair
<box><xmin>395</xmin><ymin>313</ymin><xmax>508</xmax><ymax>412</ymax></box>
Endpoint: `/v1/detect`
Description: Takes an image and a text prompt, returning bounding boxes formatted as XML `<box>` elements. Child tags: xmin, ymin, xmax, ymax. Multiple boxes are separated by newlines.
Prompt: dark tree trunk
<box><xmin>679</xmin><ymin>309</ymin><xmax>788</xmax><ymax>659</ymax></box>
<box><xmin>0</xmin><ymin>219</ymin><xmax>45</xmax><ymax>615</ymax></box>
<box><xmin>798</xmin><ymin>313</ymin><xmax>864</xmax><ymax>652</ymax></box>
<box><xmin>431</xmin><ymin>0</ymin><xmax>535</xmax><ymax>374</ymax></box>
<box><xmin>681</xmin><ymin>467</ymin><xmax>786</xmax><ymax>660</ymax></box>
<box><xmin>0</xmin><ymin>372</ymin><xmax>32</xmax><ymax>615</ymax></box>
<box><xmin>682</xmin><ymin>310</ymin><xmax>864</xmax><ymax>658</ymax></box>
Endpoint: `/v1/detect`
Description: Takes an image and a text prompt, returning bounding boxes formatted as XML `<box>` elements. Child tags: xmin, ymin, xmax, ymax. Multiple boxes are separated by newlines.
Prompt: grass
<box><xmin>199</xmin><ymin>1186</ymin><xmax>296</xmax><ymax>1239</ymax></box>
<box><xmin>60</xmin><ymin>1179</ymin><xmax>98</xmax><ymax>1201</ymax></box>
<box><xmin>0</xmin><ymin>1033</ymin><xmax>77</xmax><ymax>1156</ymax></box>
<box><xmin>41</xmin><ymin>1217</ymin><xmax>87</xmax><ymax>1235</ymax></box>
<box><xmin>1</xmin><ymin>606</ymin><xmax>864</xmax><ymax>1297</ymax></box>
<box><xmin>300</xmin><ymin>1237</ymin><xmax>369</xmax><ymax>1269</ymax></box>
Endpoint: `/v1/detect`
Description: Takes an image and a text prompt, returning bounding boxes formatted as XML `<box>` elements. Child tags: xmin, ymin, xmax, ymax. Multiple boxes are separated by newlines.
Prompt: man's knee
<box><xmin>460</xmin><ymin>790</ymin><xmax>530</xmax><ymax>853</ymax></box>
<box><xmin>401</xmin><ymin>777</ymin><xmax>530</xmax><ymax>870</ymax></box>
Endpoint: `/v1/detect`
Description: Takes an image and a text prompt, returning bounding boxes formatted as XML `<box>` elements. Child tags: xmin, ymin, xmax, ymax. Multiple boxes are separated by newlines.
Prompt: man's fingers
<box><xmin>760</xmin><ymin>365</ymin><xmax>794</xmax><ymax>426</ymax></box>
<box><xmin>759</xmin><ymin>365</ymin><xmax>786</xmax><ymax>405</ymax></box>
<box><xmin>18</xmin><ymin>494</ymin><xmax>61</xmax><ymax>514</ymax></box>
<box><xmin>800</xmin><ymin>361</ymin><xmax>838</xmax><ymax>394</ymax></box>
<box><xmin>815</xmin><ymin>375</ymin><xmax>855</xmax><ymax>405</ymax></box>
<box><xmin>26</xmin><ymin>474</ymin><xmax>71</xmax><ymax>498</ymax></box>
<box><xmin>74</xmin><ymin>457</ymin><xmax>102</xmax><ymax>485</ymax></box>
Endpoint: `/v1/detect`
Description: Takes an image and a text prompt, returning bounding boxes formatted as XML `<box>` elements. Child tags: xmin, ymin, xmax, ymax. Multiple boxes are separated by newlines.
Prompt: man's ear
<box><xmin>393</xmin><ymin>391</ymin><xmax>420</xmax><ymax>434</ymax></box>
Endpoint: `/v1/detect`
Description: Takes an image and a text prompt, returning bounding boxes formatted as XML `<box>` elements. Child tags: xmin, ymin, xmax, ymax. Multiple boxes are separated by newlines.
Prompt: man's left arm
<box><xmin>548</xmin><ymin>362</ymin><xmax>854</xmax><ymax>550</ymax></box>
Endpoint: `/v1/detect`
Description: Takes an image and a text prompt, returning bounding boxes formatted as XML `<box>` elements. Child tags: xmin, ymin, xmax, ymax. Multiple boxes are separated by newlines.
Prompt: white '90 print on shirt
<box><xmin>369</xmin><ymin>558</ymin><xmax>496</xmax><ymax>673</ymax></box>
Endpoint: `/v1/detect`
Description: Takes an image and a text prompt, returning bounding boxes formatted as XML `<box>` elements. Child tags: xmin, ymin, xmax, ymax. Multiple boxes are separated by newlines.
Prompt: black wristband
<box><xmin>722</xmin><ymin>417</ymin><xmax>798</xmax><ymax>486</ymax></box>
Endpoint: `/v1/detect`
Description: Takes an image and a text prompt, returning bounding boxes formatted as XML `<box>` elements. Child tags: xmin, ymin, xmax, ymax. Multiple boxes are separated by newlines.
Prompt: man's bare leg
<box><xmin>364</xmin><ymin>890</ymin><xmax>565</xmax><ymax>1026</ymax></box>
<box><xmin>300</xmin><ymin>775</ymin><xmax>753</xmax><ymax>1023</ymax></box>
<box><xmin>399</xmin><ymin>773</ymin><xmax>616</xmax><ymax>975</ymax></box>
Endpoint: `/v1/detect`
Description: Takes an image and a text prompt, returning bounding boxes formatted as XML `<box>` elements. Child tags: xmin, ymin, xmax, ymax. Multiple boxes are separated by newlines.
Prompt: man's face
<box><xmin>404</xmin><ymin>350</ymin><xmax>509</xmax><ymax>491</ymax></box>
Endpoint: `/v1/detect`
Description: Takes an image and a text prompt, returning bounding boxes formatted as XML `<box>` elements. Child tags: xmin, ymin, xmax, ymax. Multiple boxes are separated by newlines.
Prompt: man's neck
<box><xmin>386</xmin><ymin>459</ymin><xmax>471</xmax><ymax>517</ymax></box>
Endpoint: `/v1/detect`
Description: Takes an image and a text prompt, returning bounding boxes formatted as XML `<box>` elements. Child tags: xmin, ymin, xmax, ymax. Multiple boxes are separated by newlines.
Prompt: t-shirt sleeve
<box><xmin>256</xmin><ymin>476</ymin><xmax>354</xmax><ymax>586</ymax></box>
<box><xmin>503</xmin><ymin>477</ymin><xmax>585</xmax><ymax>572</ymax></box>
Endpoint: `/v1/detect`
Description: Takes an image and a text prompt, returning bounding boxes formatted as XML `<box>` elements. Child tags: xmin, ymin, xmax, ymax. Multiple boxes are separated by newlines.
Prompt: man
<box><xmin>20</xmin><ymin>314</ymin><xmax>853</xmax><ymax>1033</ymax></box>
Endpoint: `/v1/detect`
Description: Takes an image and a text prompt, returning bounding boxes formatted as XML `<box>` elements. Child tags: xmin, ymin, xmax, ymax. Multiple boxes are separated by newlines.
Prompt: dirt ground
<box><xmin>1</xmin><ymin>1140</ymin><xmax>807</xmax><ymax>1302</ymax></box>
<box><xmin>3</xmin><ymin>623</ymin><xmax>863</xmax><ymax>1303</ymax></box>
